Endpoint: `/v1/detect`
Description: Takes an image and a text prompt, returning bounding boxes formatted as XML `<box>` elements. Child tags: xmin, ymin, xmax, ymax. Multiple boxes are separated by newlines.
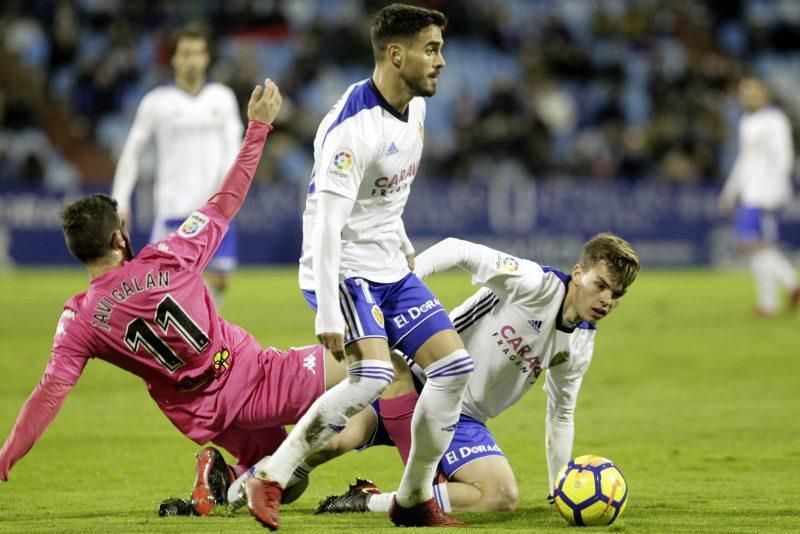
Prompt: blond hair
<box><xmin>579</xmin><ymin>232</ymin><xmax>640</xmax><ymax>289</ymax></box>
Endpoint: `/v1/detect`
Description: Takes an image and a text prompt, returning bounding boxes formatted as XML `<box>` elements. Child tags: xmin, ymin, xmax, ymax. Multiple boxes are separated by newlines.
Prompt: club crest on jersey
<box><xmin>495</xmin><ymin>254</ymin><xmax>519</xmax><ymax>273</ymax></box>
<box><xmin>550</xmin><ymin>351</ymin><xmax>570</xmax><ymax>367</ymax></box>
<box><xmin>371</xmin><ymin>305</ymin><xmax>385</xmax><ymax>327</ymax></box>
<box><xmin>329</xmin><ymin>149</ymin><xmax>354</xmax><ymax>180</ymax></box>
<box><xmin>178</xmin><ymin>211</ymin><xmax>209</xmax><ymax>237</ymax></box>
<box><xmin>213</xmin><ymin>349</ymin><xmax>230</xmax><ymax>370</ymax></box>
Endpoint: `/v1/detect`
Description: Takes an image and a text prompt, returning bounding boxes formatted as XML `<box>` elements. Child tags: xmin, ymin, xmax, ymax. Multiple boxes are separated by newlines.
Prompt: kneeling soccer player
<box><xmin>300</xmin><ymin>234</ymin><xmax>640</xmax><ymax>514</ymax></box>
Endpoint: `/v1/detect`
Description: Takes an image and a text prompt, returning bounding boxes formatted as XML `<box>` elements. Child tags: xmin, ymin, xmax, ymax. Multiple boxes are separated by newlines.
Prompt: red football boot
<box><xmin>244</xmin><ymin>477</ymin><xmax>284</xmax><ymax>530</ymax></box>
<box><xmin>389</xmin><ymin>496</ymin><xmax>465</xmax><ymax>527</ymax></box>
<box><xmin>190</xmin><ymin>447</ymin><xmax>234</xmax><ymax>516</ymax></box>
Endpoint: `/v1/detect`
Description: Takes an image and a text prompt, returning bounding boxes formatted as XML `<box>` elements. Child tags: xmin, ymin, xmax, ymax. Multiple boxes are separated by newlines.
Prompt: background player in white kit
<box><xmin>241</xmin><ymin>4</ymin><xmax>474</xmax><ymax>529</ymax></box>
<box><xmin>294</xmin><ymin>233</ymin><xmax>640</xmax><ymax>515</ymax></box>
<box><xmin>111</xmin><ymin>25</ymin><xmax>243</xmax><ymax>303</ymax></box>
<box><xmin>719</xmin><ymin>77</ymin><xmax>800</xmax><ymax>316</ymax></box>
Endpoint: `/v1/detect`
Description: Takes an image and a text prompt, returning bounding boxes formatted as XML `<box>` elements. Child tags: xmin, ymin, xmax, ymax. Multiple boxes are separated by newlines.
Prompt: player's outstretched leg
<box><xmin>315</xmin><ymin>478</ymin><xmax>381</xmax><ymax>514</ymax></box>
<box><xmin>244</xmin><ymin>476</ymin><xmax>284</xmax><ymax>530</ymax></box>
<box><xmin>191</xmin><ymin>446</ymin><xmax>234</xmax><ymax>516</ymax></box>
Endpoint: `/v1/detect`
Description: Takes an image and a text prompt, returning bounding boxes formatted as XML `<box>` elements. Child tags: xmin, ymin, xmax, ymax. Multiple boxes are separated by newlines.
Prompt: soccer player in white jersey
<box><xmin>283</xmin><ymin>233</ymin><xmax>639</xmax><ymax>515</ymax></box>
<box><xmin>719</xmin><ymin>77</ymin><xmax>800</xmax><ymax>316</ymax></box>
<box><xmin>111</xmin><ymin>25</ymin><xmax>243</xmax><ymax>303</ymax></box>
<box><xmin>242</xmin><ymin>4</ymin><xmax>474</xmax><ymax>529</ymax></box>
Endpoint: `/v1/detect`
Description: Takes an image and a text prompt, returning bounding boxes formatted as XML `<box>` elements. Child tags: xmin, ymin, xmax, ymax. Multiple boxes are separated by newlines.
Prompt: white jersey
<box><xmin>413</xmin><ymin>239</ymin><xmax>594</xmax><ymax>422</ymax></box>
<box><xmin>413</xmin><ymin>238</ymin><xmax>597</xmax><ymax>489</ymax></box>
<box><xmin>722</xmin><ymin>106</ymin><xmax>794</xmax><ymax>209</ymax></box>
<box><xmin>112</xmin><ymin>83</ymin><xmax>243</xmax><ymax>221</ymax></box>
<box><xmin>298</xmin><ymin>79</ymin><xmax>426</xmax><ymax>289</ymax></box>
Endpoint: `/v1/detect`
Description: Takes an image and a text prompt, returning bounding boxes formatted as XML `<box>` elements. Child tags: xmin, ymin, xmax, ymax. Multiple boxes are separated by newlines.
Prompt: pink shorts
<box><xmin>211</xmin><ymin>344</ymin><xmax>325</xmax><ymax>466</ymax></box>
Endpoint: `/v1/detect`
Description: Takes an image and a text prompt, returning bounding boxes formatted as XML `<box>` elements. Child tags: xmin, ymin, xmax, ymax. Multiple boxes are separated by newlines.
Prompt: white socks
<box><xmin>367</xmin><ymin>492</ymin><xmax>395</xmax><ymax>512</ymax></box>
<box><xmin>395</xmin><ymin>349</ymin><xmax>473</xmax><ymax>507</ymax></box>
<box><xmin>227</xmin><ymin>459</ymin><xmax>314</xmax><ymax>511</ymax></box>
<box><xmin>750</xmin><ymin>247</ymin><xmax>799</xmax><ymax>313</ymax></box>
<box><xmin>228</xmin><ymin>468</ymin><xmax>253</xmax><ymax>510</ymax></box>
<box><xmin>368</xmin><ymin>479</ymin><xmax>451</xmax><ymax>513</ymax></box>
<box><xmin>253</xmin><ymin>359</ymin><xmax>393</xmax><ymax>487</ymax></box>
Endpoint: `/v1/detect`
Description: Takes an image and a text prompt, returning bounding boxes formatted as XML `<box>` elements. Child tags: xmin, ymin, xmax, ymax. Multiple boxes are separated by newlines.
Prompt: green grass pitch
<box><xmin>0</xmin><ymin>267</ymin><xmax>798</xmax><ymax>533</ymax></box>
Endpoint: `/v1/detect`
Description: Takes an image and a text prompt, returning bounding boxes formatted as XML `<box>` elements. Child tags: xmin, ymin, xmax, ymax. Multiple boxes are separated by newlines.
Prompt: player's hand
<box><xmin>248</xmin><ymin>79</ymin><xmax>283</xmax><ymax>125</ymax></box>
<box><xmin>317</xmin><ymin>332</ymin><xmax>346</xmax><ymax>361</ymax></box>
<box><xmin>406</xmin><ymin>252</ymin><xmax>415</xmax><ymax>271</ymax></box>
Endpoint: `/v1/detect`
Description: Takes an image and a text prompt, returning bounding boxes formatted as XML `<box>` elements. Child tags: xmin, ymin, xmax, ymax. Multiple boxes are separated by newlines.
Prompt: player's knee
<box><xmin>426</xmin><ymin>349</ymin><xmax>474</xmax><ymax>390</ymax></box>
<box><xmin>483</xmin><ymin>481</ymin><xmax>519</xmax><ymax>512</ymax></box>
<box><xmin>347</xmin><ymin>362</ymin><xmax>394</xmax><ymax>396</ymax></box>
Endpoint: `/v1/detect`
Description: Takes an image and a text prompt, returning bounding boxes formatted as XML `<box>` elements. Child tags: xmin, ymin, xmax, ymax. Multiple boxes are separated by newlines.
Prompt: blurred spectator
<box><xmin>2</xmin><ymin>0</ymin><xmax>800</xmax><ymax>186</ymax></box>
<box><xmin>0</xmin><ymin>87</ymin><xmax>79</xmax><ymax>190</ymax></box>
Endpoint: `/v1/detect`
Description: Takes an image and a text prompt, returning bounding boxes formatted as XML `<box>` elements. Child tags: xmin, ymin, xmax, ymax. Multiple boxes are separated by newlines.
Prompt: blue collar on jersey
<box><xmin>323</xmin><ymin>78</ymin><xmax>410</xmax><ymax>144</ymax></box>
<box><xmin>368</xmin><ymin>79</ymin><xmax>409</xmax><ymax>122</ymax></box>
<box><xmin>542</xmin><ymin>265</ymin><xmax>596</xmax><ymax>333</ymax></box>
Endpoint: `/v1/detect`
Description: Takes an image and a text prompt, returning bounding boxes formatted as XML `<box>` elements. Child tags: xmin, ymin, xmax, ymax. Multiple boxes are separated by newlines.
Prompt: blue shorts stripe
<box><xmin>339</xmin><ymin>283</ymin><xmax>363</xmax><ymax>338</ymax></box>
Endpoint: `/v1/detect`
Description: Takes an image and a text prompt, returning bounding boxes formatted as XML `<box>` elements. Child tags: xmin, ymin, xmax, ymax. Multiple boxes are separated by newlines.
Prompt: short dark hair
<box><xmin>168</xmin><ymin>23</ymin><xmax>210</xmax><ymax>58</ymax></box>
<box><xmin>579</xmin><ymin>232</ymin><xmax>640</xmax><ymax>290</ymax></box>
<box><xmin>61</xmin><ymin>194</ymin><xmax>121</xmax><ymax>264</ymax></box>
<box><xmin>371</xmin><ymin>3</ymin><xmax>447</xmax><ymax>62</ymax></box>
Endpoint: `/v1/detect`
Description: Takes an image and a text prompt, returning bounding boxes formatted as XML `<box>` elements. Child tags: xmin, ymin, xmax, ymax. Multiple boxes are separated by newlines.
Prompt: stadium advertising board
<box><xmin>1</xmin><ymin>182</ymin><xmax>798</xmax><ymax>267</ymax></box>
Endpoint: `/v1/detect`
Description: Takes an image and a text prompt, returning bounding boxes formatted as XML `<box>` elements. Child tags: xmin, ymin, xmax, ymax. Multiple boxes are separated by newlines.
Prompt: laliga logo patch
<box><xmin>418</xmin><ymin>121</ymin><xmax>424</xmax><ymax>140</ymax></box>
<box><xmin>495</xmin><ymin>254</ymin><xmax>519</xmax><ymax>273</ymax></box>
<box><xmin>371</xmin><ymin>305</ymin><xmax>384</xmax><ymax>327</ymax></box>
<box><xmin>178</xmin><ymin>211</ymin><xmax>210</xmax><ymax>238</ymax></box>
<box><xmin>328</xmin><ymin>149</ymin><xmax>353</xmax><ymax>180</ymax></box>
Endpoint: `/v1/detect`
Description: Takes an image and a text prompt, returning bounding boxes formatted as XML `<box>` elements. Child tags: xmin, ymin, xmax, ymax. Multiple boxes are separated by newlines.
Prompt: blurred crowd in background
<box><xmin>2</xmin><ymin>0</ymin><xmax>800</xmax><ymax>190</ymax></box>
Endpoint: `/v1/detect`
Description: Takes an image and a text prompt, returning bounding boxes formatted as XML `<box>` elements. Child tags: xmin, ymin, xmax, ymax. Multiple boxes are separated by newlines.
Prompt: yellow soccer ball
<box><xmin>552</xmin><ymin>455</ymin><xmax>628</xmax><ymax>526</ymax></box>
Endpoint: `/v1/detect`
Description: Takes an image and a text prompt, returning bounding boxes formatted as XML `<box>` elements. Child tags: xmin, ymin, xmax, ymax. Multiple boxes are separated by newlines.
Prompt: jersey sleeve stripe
<box><xmin>455</xmin><ymin>297</ymin><xmax>500</xmax><ymax>335</ymax></box>
<box><xmin>453</xmin><ymin>292</ymin><xmax>499</xmax><ymax>330</ymax></box>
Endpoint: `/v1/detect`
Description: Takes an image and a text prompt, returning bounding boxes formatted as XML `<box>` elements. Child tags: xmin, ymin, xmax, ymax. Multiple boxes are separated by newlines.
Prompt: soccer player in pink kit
<box><xmin>0</xmin><ymin>81</ymin><xmax>341</xmax><ymax>512</ymax></box>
